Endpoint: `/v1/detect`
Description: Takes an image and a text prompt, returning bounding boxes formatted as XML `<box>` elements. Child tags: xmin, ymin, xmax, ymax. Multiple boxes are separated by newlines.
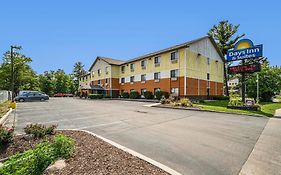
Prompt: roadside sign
<box><xmin>226</xmin><ymin>39</ymin><xmax>263</xmax><ymax>62</ymax></box>
<box><xmin>228</xmin><ymin>63</ymin><xmax>261</xmax><ymax>74</ymax></box>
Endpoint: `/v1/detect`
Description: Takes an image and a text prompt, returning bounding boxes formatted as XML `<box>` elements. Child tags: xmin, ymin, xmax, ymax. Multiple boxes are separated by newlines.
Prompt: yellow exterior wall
<box><xmin>186</xmin><ymin>49</ymin><xmax>224</xmax><ymax>83</ymax></box>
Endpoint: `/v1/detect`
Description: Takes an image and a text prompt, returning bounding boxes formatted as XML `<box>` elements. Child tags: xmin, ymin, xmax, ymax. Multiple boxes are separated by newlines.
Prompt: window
<box><xmin>141</xmin><ymin>89</ymin><xmax>146</xmax><ymax>96</ymax></box>
<box><xmin>154</xmin><ymin>88</ymin><xmax>160</xmax><ymax>94</ymax></box>
<box><xmin>207</xmin><ymin>58</ymin><xmax>210</xmax><ymax>65</ymax></box>
<box><xmin>170</xmin><ymin>69</ymin><xmax>179</xmax><ymax>78</ymax></box>
<box><xmin>130</xmin><ymin>63</ymin><xmax>135</xmax><ymax>71</ymax></box>
<box><xmin>207</xmin><ymin>73</ymin><xmax>210</xmax><ymax>80</ymax></box>
<box><xmin>141</xmin><ymin>74</ymin><xmax>146</xmax><ymax>82</ymax></box>
<box><xmin>130</xmin><ymin>89</ymin><xmax>135</xmax><ymax>93</ymax></box>
<box><xmin>121</xmin><ymin>77</ymin><xmax>125</xmax><ymax>83</ymax></box>
<box><xmin>105</xmin><ymin>78</ymin><xmax>108</xmax><ymax>84</ymax></box>
<box><xmin>171</xmin><ymin>51</ymin><xmax>179</xmax><ymax>61</ymax></box>
<box><xmin>121</xmin><ymin>66</ymin><xmax>125</xmax><ymax>73</ymax></box>
<box><xmin>171</xmin><ymin>88</ymin><xmax>179</xmax><ymax>95</ymax></box>
<box><xmin>130</xmin><ymin>76</ymin><xmax>135</xmax><ymax>83</ymax></box>
<box><xmin>97</xmin><ymin>69</ymin><xmax>101</xmax><ymax>75</ymax></box>
<box><xmin>154</xmin><ymin>56</ymin><xmax>161</xmax><ymax>65</ymax></box>
<box><xmin>154</xmin><ymin>72</ymin><xmax>160</xmax><ymax>80</ymax></box>
<box><xmin>141</xmin><ymin>60</ymin><xmax>146</xmax><ymax>68</ymax></box>
<box><xmin>105</xmin><ymin>67</ymin><xmax>109</xmax><ymax>74</ymax></box>
<box><xmin>98</xmin><ymin>80</ymin><xmax>101</xmax><ymax>85</ymax></box>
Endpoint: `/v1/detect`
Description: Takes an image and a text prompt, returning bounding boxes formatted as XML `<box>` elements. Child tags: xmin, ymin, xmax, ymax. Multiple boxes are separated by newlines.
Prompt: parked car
<box><xmin>53</xmin><ymin>93</ymin><xmax>65</xmax><ymax>97</ymax></box>
<box><xmin>15</xmin><ymin>91</ymin><xmax>49</xmax><ymax>102</ymax></box>
<box><xmin>53</xmin><ymin>93</ymin><xmax>74</xmax><ymax>97</ymax></box>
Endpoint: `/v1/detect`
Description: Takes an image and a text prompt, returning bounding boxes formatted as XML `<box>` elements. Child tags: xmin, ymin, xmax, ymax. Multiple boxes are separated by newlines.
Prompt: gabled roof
<box><xmin>89</xmin><ymin>56</ymin><xmax>125</xmax><ymax>71</ymax></box>
<box><xmin>123</xmin><ymin>36</ymin><xmax>225</xmax><ymax>64</ymax></box>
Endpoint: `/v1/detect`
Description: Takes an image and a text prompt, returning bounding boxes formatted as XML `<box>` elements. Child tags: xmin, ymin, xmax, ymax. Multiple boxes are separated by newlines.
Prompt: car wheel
<box><xmin>40</xmin><ymin>98</ymin><xmax>45</xmax><ymax>101</ymax></box>
<box><xmin>19</xmin><ymin>98</ymin><xmax>25</xmax><ymax>102</ymax></box>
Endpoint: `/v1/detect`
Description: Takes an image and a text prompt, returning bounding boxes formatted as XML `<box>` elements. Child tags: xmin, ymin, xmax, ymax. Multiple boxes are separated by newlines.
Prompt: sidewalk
<box><xmin>239</xmin><ymin>108</ymin><xmax>281</xmax><ymax>175</ymax></box>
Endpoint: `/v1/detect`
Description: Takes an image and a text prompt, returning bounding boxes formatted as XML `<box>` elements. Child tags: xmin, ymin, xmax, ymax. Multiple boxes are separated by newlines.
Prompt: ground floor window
<box><xmin>171</xmin><ymin>88</ymin><xmax>179</xmax><ymax>96</ymax></box>
<box><xmin>98</xmin><ymin>80</ymin><xmax>101</xmax><ymax>85</ymax></box>
<box><xmin>130</xmin><ymin>89</ymin><xmax>135</xmax><ymax>93</ymax></box>
<box><xmin>154</xmin><ymin>88</ymin><xmax>160</xmax><ymax>94</ymax></box>
<box><xmin>141</xmin><ymin>89</ymin><xmax>146</xmax><ymax>96</ymax></box>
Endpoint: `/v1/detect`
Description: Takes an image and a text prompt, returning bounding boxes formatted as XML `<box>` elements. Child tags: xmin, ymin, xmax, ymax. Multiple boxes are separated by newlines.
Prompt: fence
<box><xmin>0</xmin><ymin>90</ymin><xmax>12</xmax><ymax>103</ymax></box>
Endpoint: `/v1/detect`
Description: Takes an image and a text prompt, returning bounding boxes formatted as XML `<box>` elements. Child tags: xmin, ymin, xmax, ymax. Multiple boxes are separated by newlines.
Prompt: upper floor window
<box><xmin>170</xmin><ymin>69</ymin><xmax>179</xmax><ymax>78</ymax></box>
<box><xmin>105</xmin><ymin>67</ymin><xmax>109</xmax><ymax>74</ymax></box>
<box><xmin>130</xmin><ymin>63</ymin><xmax>135</xmax><ymax>71</ymax></box>
<box><xmin>141</xmin><ymin>74</ymin><xmax>146</xmax><ymax>82</ymax></box>
<box><xmin>130</xmin><ymin>76</ymin><xmax>135</xmax><ymax>83</ymax></box>
<box><xmin>121</xmin><ymin>66</ymin><xmax>125</xmax><ymax>73</ymax></box>
<box><xmin>207</xmin><ymin>58</ymin><xmax>210</xmax><ymax>65</ymax></box>
<box><xmin>121</xmin><ymin>77</ymin><xmax>125</xmax><ymax>83</ymax></box>
<box><xmin>154</xmin><ymin>72</ymin><xmax>160</xmax><ymax>80</ymax></box>
<box><xmin>97</xmin><ymin>69</ymin><xmax>101</xmax><ymax>75</ymax></box>
<box><xmin>154</xmin><ymin>56</ymin><xmax>161</xmax><ymax>65</ymax></box>
<box><xmin>141</xmin><ymin>60</ymin><xmax>146</xmax><ymax>69</ymax></box>
<box><xmin>207</xmin><ymin>73</ymin><xmax>210</xmax><ymax>80</ymax></box>
<box><xmin>171</xmin><ymin>51</ymin><xmax>179</xmax><ymax>61</ymax></box>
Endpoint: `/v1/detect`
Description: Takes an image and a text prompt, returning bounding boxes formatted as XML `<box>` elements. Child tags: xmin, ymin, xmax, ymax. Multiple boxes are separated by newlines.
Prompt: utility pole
<box><xmin>256</xmin><ymin>73</ymin><xmax>259</xmax><ymax>103</ymax></box>
<box><xmin>241</xmin><ymin>60</ymin><xmax>246</xmax><ymax>103</ymax></box>
<box><xmin>10</xmin><ymin>45</ymin><xmax>21</xmax><ymax>99</ymax></box>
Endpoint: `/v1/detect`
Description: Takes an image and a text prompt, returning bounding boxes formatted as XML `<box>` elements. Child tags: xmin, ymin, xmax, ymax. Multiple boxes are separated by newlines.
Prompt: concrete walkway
<box><xmin>239</xmin><ymin>108</ymin><xmax>281</xmax><ymax>175</ymax></box>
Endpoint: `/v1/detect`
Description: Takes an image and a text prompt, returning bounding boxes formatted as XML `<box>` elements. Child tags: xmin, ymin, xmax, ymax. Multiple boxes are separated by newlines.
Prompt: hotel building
<box><xmin>79</xmin><ymin>36</ymin><xmax>225</xmax><ymax>98</ymax></box>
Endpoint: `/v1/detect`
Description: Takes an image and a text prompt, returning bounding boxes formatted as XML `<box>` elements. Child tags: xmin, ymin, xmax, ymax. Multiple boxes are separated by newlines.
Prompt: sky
<box><xmin>0</xmin><ymin>0</ymin><xmax>280</xmax><ymax>74</ymax></box>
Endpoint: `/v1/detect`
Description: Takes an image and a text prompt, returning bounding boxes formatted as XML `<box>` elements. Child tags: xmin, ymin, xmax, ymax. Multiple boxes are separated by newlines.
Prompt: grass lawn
<box><xmin>0</xmin><ymin>101</ymin><xmax>11</xmax><ymax>118</ymax></box>
<box><xmin>194</xmin><ymin>100</ymin><xmax>281</xmax><ymax>117</ymax></box>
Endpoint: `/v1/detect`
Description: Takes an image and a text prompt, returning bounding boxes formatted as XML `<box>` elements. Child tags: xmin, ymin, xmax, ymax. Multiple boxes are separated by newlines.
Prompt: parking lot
<box><xmin>10</xmin><ymin>98</ymin><xmax>269</xmax><ymax>175</ymax></box>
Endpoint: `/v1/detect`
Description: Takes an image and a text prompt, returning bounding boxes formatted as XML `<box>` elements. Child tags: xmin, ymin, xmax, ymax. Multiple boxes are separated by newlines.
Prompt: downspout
<box><xmin>184</xmin><ymin>47</ymin><xmax>187</xmax><ymax>96</ymax></box>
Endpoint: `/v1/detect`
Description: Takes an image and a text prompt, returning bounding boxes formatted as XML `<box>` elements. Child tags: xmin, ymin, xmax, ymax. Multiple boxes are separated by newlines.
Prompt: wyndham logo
<box><xmin>227</xmin><ymin>39</ymin><xmax>263</xmax><ymax>62</ymax></box>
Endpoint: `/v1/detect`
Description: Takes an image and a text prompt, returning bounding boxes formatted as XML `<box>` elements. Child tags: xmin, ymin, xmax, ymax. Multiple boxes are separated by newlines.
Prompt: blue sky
<box><xmin>0</xmin><ymin>0</ymin><xmax>280</xmax><ymax>74</ymax></box>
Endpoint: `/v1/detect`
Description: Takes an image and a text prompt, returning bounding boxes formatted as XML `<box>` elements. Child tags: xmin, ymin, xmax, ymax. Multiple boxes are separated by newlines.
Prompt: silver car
<box><xmin>15</xmin><ymin>91</ymin><xmax>49</xmax><ymax>102</ymax></box>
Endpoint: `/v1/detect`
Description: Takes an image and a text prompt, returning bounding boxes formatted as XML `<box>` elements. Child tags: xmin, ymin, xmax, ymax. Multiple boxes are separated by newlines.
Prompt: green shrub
<box><xmin>0</xmin><ymin>125</ymin><xmax>13</xmax><ymax>148</ymax></box>
<box><xmin>155</xmin><ymin>91</ymin><xmax>170</xmax><ymax>100</ymax></box>
<box><xmin>144</xmin><ymin>91</ymin><xmax>154</xmax><ymax>99</ymax></box>
<box><xmin>179</xmin><ymin>98</ymin><xmax>193</xmax><ymax>107</ymax></box>
<box><xmin>121</xmin><ymin>92</ymin><xmax>129</xmax><ymax>98</ymax></box>
<box><xmin>24</xmin><ymin>124</ymin><xmax>57</xmax><ymax>138</ymax></box>
<box><xmin>51</xmin><ymin>134</ymin><xmax>74</xmax><ymax>159</ymax></box>
<box><xmin>0</xmin><ymin>135</ymin><xmax>74</xmax><ymax>175</ymax></box>
<box><xmin>88</xmin><ymin>94</ymin><xmax>103</xmax><ymax>99</ymax></box>
<box><xmin>228</xmin><ymin>94</ymin><xmax>244</xmax><ymax>106</ymax></box>
<box><xmin>130</xmin><ymin>91</ymin><xmax>140</xmax><ymax>99</ymax></box>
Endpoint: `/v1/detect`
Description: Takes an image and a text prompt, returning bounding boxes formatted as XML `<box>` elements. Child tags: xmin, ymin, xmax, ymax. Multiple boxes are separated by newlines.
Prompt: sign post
<box><xmin>227</xmin><ymin>39</ymin><xmax>263</xmax><ymax>104</ymax></box>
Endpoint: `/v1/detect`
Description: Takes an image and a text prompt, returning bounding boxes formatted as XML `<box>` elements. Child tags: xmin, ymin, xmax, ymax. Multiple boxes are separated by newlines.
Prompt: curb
<box><xmin>152</xmin><ymin>105</ymin><xmax>266</xmax><ymax>118</ymax></box>
<box><xmin>64</xmin><ymin>129</ymin><xmax>182</xmax><ymax>175</ymax></box>
<box><xmin>0</xmin><ymin>108</ymin><xmax>12</xmax><ymax>125</ymax></box>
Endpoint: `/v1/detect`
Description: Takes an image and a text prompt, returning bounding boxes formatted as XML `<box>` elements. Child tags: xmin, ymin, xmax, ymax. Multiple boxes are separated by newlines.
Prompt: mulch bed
<box><xmin>0</xmin><ymin>130</ymin><xmax>170</xmax><ymax>175</ymax></box>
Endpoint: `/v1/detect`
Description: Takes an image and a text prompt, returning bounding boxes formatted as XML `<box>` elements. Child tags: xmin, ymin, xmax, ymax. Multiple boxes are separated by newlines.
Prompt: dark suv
<box><xmin>15</xmin><ymin>91</ymin><xmax>49</xmax><ymax>102</ymax></box>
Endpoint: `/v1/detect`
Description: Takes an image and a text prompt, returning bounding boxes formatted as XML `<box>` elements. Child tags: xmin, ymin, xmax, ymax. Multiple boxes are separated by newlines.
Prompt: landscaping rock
<box><xmin>45</xmin><ymin>159</ymin><xmax>66</xmax><ymax>173</ymax></box>
<box><xmin>23</xmin><ymin>134</ymin><xmax>34</xmax><ymax>140</ymax></box>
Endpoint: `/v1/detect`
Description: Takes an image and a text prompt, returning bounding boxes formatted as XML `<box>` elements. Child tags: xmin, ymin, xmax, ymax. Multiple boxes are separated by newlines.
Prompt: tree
<box><xmin>72</xmin><ymin>62</ymin><xmax>86</xmax><ymax>94</ymax></box>
<box><xmin>54</xmin><ymin>69</ymin><xmax>69</xmax><ymax>93</ymax></box>
<box><xmin>39</xmin><ymin>71</ymin><xmax>55</xmax><ymax>95</ymax></box>
<box><xmin>0</xmin><ymin>49</ymin><xmax>40</xmax><ymax>93</ymax></box>
<box><xmin>246</xmin><ymin>63</ymin><xmax>281</xmax><ymax>102</ymax></box>
<box><xmin>208</xmin><ymin>20</ymin><xmax>245</xmax><ymax>96</ymax></box>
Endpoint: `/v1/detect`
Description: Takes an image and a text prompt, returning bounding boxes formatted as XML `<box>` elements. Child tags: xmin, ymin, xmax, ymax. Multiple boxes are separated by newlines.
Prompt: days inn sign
<box><xmin>226</xmin><ymin>39</ymin><xmax>263</xmax><ymax>62</ymax></box>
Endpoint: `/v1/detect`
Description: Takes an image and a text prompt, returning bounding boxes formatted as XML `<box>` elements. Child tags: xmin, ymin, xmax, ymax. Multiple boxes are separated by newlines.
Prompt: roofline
<box><xmin>120</xmin><ymin>36</ymin><xmax>225</xmax><ymax>65</ymax></box>
<box><xmin>87</xmin><ymin>36</ymin><xmax>225</xmax><ymax>70</ymax></box>
<box><xmin>88</xmin><ymin>56</ymin><xmax>125</xmax><ymax>71</ymax></box>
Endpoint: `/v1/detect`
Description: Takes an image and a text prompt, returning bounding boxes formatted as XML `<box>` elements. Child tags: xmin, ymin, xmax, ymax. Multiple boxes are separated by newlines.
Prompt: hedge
<box><xmin>129</xmin><ymin>91</ymin><xmax>140</xmax><ymax>99</ymax></box>
<box><xmin>144</xmin><ymin>91</ymin><xmax>154</xmax><ymax>99</ymax></box>
<box><xmin>121</xmin><ymin>92</ymin><xmax>129</xmax><ymax>98</ymax></box>
<box><xmin>88</xmin><ymin>94</ymin><xmax>103</xmax><ymax>99</ymax></box>
<box><xmin>155</xmin><ymin>91</ymin><xmax>169</xmax><ymax>100</ymax></box>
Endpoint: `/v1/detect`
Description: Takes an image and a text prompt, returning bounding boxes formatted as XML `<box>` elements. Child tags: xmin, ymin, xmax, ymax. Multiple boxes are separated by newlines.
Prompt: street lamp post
<box><xmin>10</xmin><ymin>45</ymin><xmax>21</xmax><ymax>99</ymax></box>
